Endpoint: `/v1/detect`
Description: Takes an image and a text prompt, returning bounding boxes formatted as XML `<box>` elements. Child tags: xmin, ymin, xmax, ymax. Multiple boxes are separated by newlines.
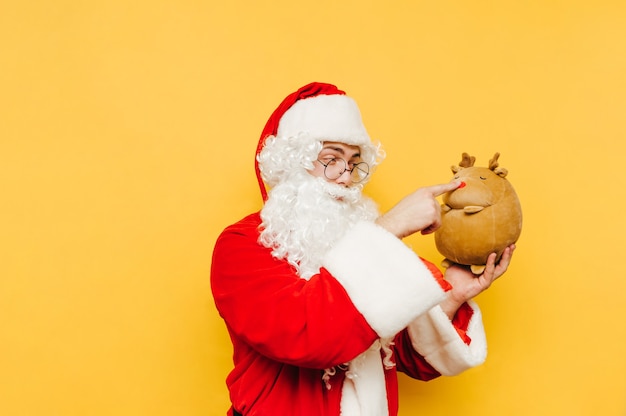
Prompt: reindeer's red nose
<box><xmin>459</xmin><ymin>181</ymin><xmax>467</xmax><ymax>188</ymax></box>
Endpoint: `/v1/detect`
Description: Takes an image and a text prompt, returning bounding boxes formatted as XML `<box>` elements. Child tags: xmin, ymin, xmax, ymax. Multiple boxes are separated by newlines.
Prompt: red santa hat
<box><xmin>255</xmin><ymin>82</ymin><xmax>372</xmax><ymax>201</ymax></box>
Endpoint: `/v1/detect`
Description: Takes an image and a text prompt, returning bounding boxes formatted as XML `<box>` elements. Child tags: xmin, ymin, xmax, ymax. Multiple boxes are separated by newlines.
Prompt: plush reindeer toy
<box><xmin>435</xmin><ymin>152</ymin><xmax>522</xmax><ymax>274</ymax></box>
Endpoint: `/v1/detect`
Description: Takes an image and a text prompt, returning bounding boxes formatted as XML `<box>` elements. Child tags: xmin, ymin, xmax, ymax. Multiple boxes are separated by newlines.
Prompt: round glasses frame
<box><xmin>317</xmin><ymin>158</ymin><xmax>370</xmax><ymax>183</ymax></box>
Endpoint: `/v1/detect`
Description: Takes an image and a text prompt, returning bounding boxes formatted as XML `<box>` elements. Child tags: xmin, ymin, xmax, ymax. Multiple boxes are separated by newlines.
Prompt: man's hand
<box><xmin>376</xmin><ymin>181</ymin><xmax>462</xmax><ymax>239</ymax></box>
<box><xmin>439</xmin><ymin>244</ymin><xmax>516</xmax><ymax>319</ymax></box>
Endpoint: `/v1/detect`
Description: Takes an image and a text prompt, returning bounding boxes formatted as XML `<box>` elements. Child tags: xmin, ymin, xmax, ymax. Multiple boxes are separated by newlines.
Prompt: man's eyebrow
<box><xmin>322</xmin><ymin>146</ymin><xmax>361</xmax><ymax>159</ymax></box>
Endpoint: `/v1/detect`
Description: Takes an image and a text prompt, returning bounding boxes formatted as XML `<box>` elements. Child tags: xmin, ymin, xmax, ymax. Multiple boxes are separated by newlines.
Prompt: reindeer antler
<box><xmin>459</xmin><ymin>153</ymin><xmax>476</xmax><ymax>168</ymax></box>
<box><xmin>489</xmin><ymin>152</ymin><xmax>509</xmax><ymax>178</ymax></box>
<box><xmin>488</xmin><ymin>153</ymin><xmax>500</xmax><ymax>170</ymax></box>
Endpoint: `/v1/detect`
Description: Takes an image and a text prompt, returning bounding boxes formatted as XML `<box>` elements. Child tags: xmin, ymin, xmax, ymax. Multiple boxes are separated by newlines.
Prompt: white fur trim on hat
<box><xmin>277</xmin><ymin>94</ymin><xmax>371</xmax><ymax>147</ymax></box>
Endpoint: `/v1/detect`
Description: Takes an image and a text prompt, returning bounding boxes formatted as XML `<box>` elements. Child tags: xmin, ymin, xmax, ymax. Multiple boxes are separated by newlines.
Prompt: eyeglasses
<box><xmin>317</xmin><ymin>158</ymin><xmax>370</xmax><ymax>183</ymax></box>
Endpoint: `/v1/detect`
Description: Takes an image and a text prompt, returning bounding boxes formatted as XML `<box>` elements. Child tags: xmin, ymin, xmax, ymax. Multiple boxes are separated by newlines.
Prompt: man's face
<box><xmin>310</xmin><ymin>142</ymin><xmax>363</xmax><ymax>187</ymax></box>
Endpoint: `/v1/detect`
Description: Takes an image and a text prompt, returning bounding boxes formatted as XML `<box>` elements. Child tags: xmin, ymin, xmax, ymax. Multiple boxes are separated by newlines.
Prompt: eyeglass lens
<box><xmin>323</xmin><ymin>158</ymin><xmax>369</xmax><ymax>183</ymax></box>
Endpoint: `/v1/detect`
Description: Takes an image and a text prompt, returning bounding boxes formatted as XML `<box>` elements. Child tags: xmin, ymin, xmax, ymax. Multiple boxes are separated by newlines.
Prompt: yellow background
<box><xmin>2</xmin><ymin>1</ymin><xmax>625</xmax><ymax>415</ymax></box>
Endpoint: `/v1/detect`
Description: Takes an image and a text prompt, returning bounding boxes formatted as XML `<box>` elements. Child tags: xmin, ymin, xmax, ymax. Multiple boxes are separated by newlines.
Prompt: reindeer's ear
<box><xmin>459</xmin><ymin>152</ymin><xmax>476</xmax><ymax>168</ymax></box>
<box><xmin>451</xmin><ymin>165</ymin><xmax>461</xmax><ymax>174</ymax></box>
<box><xmin>494</xmin><ymin>167</ymin><xmax>508</xmax><ymax>178</ymax></box>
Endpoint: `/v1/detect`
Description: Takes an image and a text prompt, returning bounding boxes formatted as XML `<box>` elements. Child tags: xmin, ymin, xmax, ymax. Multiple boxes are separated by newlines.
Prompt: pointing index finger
<box><xmin>426</xmin><ymin>180</ymin><xmax>463</xmax><ymax>197</ymax></box>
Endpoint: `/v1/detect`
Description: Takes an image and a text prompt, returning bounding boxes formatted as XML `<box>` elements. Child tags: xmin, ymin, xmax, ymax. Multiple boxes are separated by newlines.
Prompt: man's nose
<box><xmin>335</xmin><ymin>168</ymin><xmax>352</xmax><ymax>186</ymax></box>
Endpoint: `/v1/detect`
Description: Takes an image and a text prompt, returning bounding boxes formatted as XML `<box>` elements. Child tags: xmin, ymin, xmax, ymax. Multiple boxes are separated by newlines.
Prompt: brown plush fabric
<box><xmin>435</xmin><ymin>153</ymin><xmax>522</xmax><ymax>273</ymax></box>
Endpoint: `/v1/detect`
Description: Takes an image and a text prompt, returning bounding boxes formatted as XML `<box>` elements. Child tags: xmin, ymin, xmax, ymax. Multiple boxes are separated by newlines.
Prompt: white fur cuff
<box><xmin>407</xmin><ymin>301</ymin><xmax>487</xmax><ymax>375</ymax></box>
<box><xmin>322</xmin><ymin>221</ymin><xmax>447</xmax><ymax>339</ymax></box>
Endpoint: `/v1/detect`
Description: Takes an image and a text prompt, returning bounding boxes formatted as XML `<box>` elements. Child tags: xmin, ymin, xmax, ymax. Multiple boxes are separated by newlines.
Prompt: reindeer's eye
<box><xmin>480</xmin><ymin>176</ymin><xmax>487</xmax><ymax>180</ymax></box>
<box><xmin>454</xmin><ymin>175</ymin><xmax>459</xmax><ymax>179</ymax></box>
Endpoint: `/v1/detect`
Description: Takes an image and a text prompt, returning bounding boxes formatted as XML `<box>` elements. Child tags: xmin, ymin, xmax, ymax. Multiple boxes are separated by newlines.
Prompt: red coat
<box><xmin>211</xmin><ymin>213</ymin><xmax>487</xmax><ymax>416</ymax></box>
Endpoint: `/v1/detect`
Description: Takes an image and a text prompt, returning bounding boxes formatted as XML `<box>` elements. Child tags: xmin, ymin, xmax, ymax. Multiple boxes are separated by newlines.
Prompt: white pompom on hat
<box><xmin>255</xmin><ymin>82</ymin><xmax>373</xmax><ymax>201</ymax></box>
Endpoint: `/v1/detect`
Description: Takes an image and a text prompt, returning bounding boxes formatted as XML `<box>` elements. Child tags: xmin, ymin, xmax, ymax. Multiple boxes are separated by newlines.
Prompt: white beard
<box><xmin>259</xmin><ymin>172</ymin><xmax>379</xmax><ymax>279</ymax></box>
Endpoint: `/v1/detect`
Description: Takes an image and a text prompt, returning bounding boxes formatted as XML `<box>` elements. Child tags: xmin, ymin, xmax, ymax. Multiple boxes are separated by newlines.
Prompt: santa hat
<box><xmin>255</xmin><ymin>82</ymin><xmax>372</xmax><ymax>201</ymax></box>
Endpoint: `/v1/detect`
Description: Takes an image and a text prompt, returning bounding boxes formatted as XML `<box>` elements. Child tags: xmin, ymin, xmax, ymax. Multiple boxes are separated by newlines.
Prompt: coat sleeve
<box><xmin>387</xmin><ymin>259</ymin><xmax>487</xmax><ymax>380</ymax></box>
<box><xmin>391</xmin><ymin>329</ymin><xmax>441</xmax><ymax>381</ymax></box>
<box><xmin>399</xmin><ymin>258</ymin><xmax>488</xmax><ymax>376</ymax></box>
<box><xmin>390</xmin><ymin>300</ymin><xmax>486</xmax><ymax>380</ymax></box>
<box><xmin>321</xmin><ymin>221</ymin><xmax>451</xmax><ymax>340</ymax></box>
<box><xmin>211</xmin><ymin>214</ymin><xmax>379</xmax><ymax>369</ymax></box>
<box><xmin>406</xmin><ymin>300</ymin><xmax>488</xmax><ymax>375</ymax></box>
<box><xmin>211</xmin><ymin>215</ymin><xmax>451</xmax><ymax>370</ymax></box>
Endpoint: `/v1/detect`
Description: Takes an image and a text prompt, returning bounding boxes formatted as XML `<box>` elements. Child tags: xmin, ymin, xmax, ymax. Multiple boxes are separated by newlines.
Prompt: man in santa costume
<box><xmin>211</xmin><ymin>82</ymin><xmax>515</xmax><ymax>416</ymax></box>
